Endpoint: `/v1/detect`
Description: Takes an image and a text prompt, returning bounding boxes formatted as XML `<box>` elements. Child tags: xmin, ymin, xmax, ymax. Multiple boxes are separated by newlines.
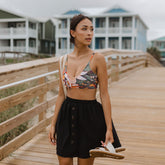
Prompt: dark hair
<box><xmin>70</xmin><ymin>14</ymin><xmax>92</xmax><ymax>44</ymax></box>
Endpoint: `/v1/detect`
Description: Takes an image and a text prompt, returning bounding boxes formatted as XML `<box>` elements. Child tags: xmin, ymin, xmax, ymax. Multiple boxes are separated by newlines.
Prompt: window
<box><xmin>29</xmin><ymin>22</ymin><xmax>36</xmax><ymax>29</ymax></box>
<box><xmin>16</xmin><ymin>22</ymin><xmax>25</xmax><ymax>28</ymax></box>
<box><xmin>109</xmin><ymin>17</ymin><xmax>119</xmax><ymax>27</ymax></box>
<box><xmin>59</xmin><ymin>38</ymin><xmax>67</xmax><ymax>49</ymax></box>
<box><xmin>95</xmin><ymin>38</ymin><xmax>105</xmax><ymax>49</ymax></box>
<box><xmin>61</xmin><ymin>19</ymin><xmax>67</xmax><ymax>28</ymax></box>
<box><xmin>14</xmin><ymin>40</ymin><xmax>25</xmax><ymax>47</ymax></box>
<box><xmin>45</xmin><ymin>42</ymin><xmax>48</xmax><ymax>48</ymax></box>
<box><xmin>29</xmin><ymin>40</ymin><xmax>36</xmax><ymax>47</ymax></box>
<box><xmin>109</xmin><ymin>38</ymin><xmax>119</xmax><ymax>49</ymax></box>
<box><xmin>122</xmin><ymin>37</ymin><xmax>131</xmax><ymax>49</ymax></box>
<box><xmin>123</xmin><ymin>17</ymin><xmax>132</xmax><ymax>27</ymax></box>
<box><xmin>96</xmin><ymin>18</ymin><xmax>105</xmax><ymax>27</ymax></box>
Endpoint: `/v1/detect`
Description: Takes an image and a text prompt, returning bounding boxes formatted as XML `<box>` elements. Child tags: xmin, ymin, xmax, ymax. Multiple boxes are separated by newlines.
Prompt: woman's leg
<box><xmin>78</xmin><ymin>157</ymin><xmax>95</xmax><ymax>165</ymax></box>
<box><xmin>58</xmin><ymin>155</ymin><xmax>73</xmax><ymax>165</ymax></box>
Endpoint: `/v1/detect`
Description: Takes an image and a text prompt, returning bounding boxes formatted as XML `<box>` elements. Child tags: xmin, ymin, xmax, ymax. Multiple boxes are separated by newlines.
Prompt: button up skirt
<box><xmin>55</xmin><ymin>96</ymin><xmax>121</xmax><ymax>158</ymax></box>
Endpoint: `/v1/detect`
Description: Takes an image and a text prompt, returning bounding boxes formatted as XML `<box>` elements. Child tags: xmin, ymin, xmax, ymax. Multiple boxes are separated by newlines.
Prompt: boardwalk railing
<box><xmin>0</xmin><ymin>49</ymin><xmax>162</xmax><ymax>160</ymax></box>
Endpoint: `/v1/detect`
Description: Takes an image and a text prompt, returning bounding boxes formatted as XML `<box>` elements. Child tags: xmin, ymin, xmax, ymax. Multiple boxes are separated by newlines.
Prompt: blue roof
<box><xmin>105</xmin><ymin>8</ymin><xmax>128</xmax><ymax>14</ymax></box>
<box><xmin>154</xmin><ymin>36</ymin><xmax>165</xmax><ymax>41</ymax></box>
<box><xmin>63</xmin><ymin>10</ymin><xmax>83</xmax><ymax>15</ymax></box>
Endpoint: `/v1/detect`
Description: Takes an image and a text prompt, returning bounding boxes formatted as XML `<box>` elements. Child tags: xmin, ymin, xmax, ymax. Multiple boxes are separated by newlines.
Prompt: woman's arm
<box><xmin>49</xmin><ymin>59</ymin><xmax>65</xmax><ymax>145</ymax></box>
<box><xmin>95</xmin><ymin>53</ymin><xmax>114</xmax><ymax>144</ymax></box>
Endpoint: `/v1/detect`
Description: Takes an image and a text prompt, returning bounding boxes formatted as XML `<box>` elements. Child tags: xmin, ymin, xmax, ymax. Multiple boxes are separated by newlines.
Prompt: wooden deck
<box><xmin>1</xmin><ymin>67</ymin><xmax>165</xmax><ymax>165</ymax></box>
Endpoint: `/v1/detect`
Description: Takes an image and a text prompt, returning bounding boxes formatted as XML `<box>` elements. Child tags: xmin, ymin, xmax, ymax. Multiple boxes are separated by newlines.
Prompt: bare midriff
<box><xmin>66</xmin><ymin>88</ymin><xmax>97</xmax><ymax>100</ymax></box>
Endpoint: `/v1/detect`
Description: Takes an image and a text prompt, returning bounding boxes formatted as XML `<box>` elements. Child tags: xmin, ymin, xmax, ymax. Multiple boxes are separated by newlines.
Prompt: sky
<box><xmin>0</xmin><ymin>0</ymin><xmax>165</xmax><ymax>41</ymax></box>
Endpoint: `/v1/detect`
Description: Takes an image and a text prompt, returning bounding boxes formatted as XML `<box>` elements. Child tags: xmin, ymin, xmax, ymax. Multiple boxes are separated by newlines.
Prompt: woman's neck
<box><xmin>72</xmin><ymin>45</ymin><xmax>92</xmax><ymax>57</ymax></box>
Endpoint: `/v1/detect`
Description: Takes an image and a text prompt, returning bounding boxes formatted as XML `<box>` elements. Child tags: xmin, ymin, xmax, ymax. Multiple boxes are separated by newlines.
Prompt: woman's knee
<box><xmin>58</xmin><ymin>155</ymin><xmax>73</xmax><ymax>165</ymax></box>
<box><xmin>78</xmin><ymin>157</ymin><xmax>95</xmax><ymax>165</ymax></box>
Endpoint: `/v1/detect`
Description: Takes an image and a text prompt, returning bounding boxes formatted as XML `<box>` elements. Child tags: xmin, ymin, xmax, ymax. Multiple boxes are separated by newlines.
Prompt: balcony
<box><xmin>29</xmin><ymin>47</ymin><xmax>37</xmax><ymax>54</ymax></box>
<box><xmin>108</xmin><ymin>28</ymin><xmax>120</xmax><ymax>34</ymax></box>
<box><xmin>0</xmin><ymin>28</ymin><xmax>37</xmax><ymax>39</ymax></box>
<box><xmin>13</xmin><ymin>46</ymin><xmax>26</xmax><ymax>52</ymax></box>
<box><xmin>94</xmin><ymin>27</ymin><xmax>133</xmax><ymax>35</ymax></box>
<box><xmin>0</xmin><ymin>46</ymin><xmax>10</xmax><ymax>52</ymax></box>
<box><xmin>95</xmin><ymin>27</ymin><xmax>106</xmax><ymax>34</ymax></box>
<box><xmin>122</xmin><ymin>27</ymin><xmax>132</xmax><ymax>34</ymax></box>
<box><xmin>0</xmin><ymin>46</ymin><xmax>36</xmax><ymax>54</ymax></box>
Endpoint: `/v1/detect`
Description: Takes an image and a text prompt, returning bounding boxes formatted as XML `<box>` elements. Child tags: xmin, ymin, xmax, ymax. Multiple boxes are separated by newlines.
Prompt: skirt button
<box><xmin>72</xmin><ymin>107</ymin><xmax>75</xmax><ymax>110</ymax></box>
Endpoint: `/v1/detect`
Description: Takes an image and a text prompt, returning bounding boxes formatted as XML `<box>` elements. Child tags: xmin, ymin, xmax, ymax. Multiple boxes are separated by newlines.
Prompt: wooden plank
<box><xmin>120</xmin><ymin>56</ymin><xmax>145</xmax><ymax>64</ymax></box>
<box><xmin>0</xmin><ymin>79</ymin><xmax>58</xmax><ymax>112</ymax></box>
<box><xmin>119</xmin><ymin>61</ymin><xmax>145</xmax><ymax>72</ymax></box>
<box><xmin>0</xmin><ymin>102</ymin><xmax>46</xmax><ymax>136</ymax></box>
<box><xmin>0</xmin><ymin>57</ymin><xmax>58</xmax><ymax>76</ymax></box>
<box><xmin>0</xmin><ymin>95</ymin><xmax>57</xmax><ymax>136</ymax></box>
<box><xmin>38</xmin><ymin>77</ymin><xmax>46</xmax><ymax>122</ymax></box>
<box><xmin>0</xmin><ymin>116</ymin><xmax>52</xmax><ymax>160</ymax></box>
<box><xmin>0</xmin><ymin>65</ymin><xmax>48</xmax><ymax>86</ymax></box>
<box><xmin>0</xmin><ymin>61</ymin><xmax>59</xmax><ymax>86</ymax></box>
<box><xmin>1</xmin><ymin>157</ymin><xmax>53</xmax><ymax>165</ymax></box>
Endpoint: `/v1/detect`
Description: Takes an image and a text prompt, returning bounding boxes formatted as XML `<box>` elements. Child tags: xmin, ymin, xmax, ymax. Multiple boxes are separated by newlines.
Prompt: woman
<box><xmin>49</xmin><ymin>14</ymin><xmax>122</xmax><ymax>165</ymax></box>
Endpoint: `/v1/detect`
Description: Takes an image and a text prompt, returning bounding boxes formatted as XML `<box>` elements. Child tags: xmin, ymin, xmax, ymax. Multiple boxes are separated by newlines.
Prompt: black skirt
<box><xmin>55</xmin><ymin>96</ymin><xmax>121</xmax><ymax>158</ymax></box>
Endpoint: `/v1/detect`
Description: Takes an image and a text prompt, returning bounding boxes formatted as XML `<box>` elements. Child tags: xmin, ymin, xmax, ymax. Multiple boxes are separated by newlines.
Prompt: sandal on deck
<box><xmin>89</xmin><ymin>142</ymin><xmax>124</xmax><ymax>159</ymax></box>
<box><xmin>115</xmin><ymin>146</ymin><xmax>126</xmax><ymax>153</ymax></box>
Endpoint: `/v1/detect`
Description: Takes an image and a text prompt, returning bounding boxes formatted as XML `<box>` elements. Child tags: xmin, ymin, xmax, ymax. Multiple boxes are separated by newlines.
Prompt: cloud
<box><xmin>0</xmin><ymin>0</ymin><xmax>165</xmax><ymax>40</ymax></box>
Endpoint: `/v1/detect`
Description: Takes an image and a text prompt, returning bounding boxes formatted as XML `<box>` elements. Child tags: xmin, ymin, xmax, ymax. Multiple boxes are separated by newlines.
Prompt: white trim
<box><xmin>43</xmin><ymin>23</ymin><xmax>45</xmax><ymax>39</ymax></box>
<box><xmin>67</xmin><ymin>18</ymin><xmax>70</xmax><ymax>53</ymax></box>
<box><xmin>0</xmin><ymin>18</ymin><xmax>26</xmax><ymax>22</ymax></box>
<box><xmin>0</xmin><ymin>7</ymin><xmax>40</xmax><ymax>22</ymax></box>
<box><xmin>92</xmin><ymin>17</ymin><xmax>96</xmax><ymax>49</ymax></box>
<box><xmin>25</xmin><ymin>19</ymin><xmax>29</xmax><ymax>52</ymax></box>
<box><xmin>36</xmin><ymin>23</ymin><xmax>39</xmax><ymax>54</ymax></box>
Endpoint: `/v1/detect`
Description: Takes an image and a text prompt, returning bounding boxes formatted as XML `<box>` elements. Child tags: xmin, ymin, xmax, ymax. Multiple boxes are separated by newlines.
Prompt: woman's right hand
<box><xmin>49</xmin><ymin>126</ymin><xmax>56</xmax><ymax>145</ymax></box>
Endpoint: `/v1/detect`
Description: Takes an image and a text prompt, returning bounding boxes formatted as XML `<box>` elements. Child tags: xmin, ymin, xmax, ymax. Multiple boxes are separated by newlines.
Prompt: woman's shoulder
<box><xmin>93</xmin><ymin>52</ymin><xmax>106</xmax><ymax>64</ymax></box>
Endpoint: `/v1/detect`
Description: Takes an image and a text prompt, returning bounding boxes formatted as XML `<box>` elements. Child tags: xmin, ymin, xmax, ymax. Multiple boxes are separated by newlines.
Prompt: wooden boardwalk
<box><xmin>1</xmin><ymin>67</ymin><xmax>165</xmax><ymax>165</ymax></box>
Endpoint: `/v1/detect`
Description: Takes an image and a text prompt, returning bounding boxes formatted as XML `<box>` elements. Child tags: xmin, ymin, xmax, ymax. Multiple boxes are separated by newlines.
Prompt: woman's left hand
<box><xmin>102</xmin><ymin>129</ymin><xmax>114</xmax><ymax>146</ymax></box>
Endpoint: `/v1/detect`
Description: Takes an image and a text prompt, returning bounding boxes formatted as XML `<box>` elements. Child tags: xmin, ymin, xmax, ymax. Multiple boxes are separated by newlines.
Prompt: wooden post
<box><xmin>115</xmin><ymin>56</ymin><xmax>119</xmax><ymax>81</ymax></box>
<box><xmin>38</xmin><ymin>77</ymin><xmax>47</xmax><ymax>128</ymax></box>
<box><xmin>111</xmin><ymin>56</ymin><xmax>119</xmax><ymax>82</ymax></box>
<box><xmin>2</xmin><ymin>52</ymin><xmax>6</xmax><ymax>65</ymax></box>
<box><xmin>107</xmin><ymin>56</ymin><xmax>112</xmax><ymax>87</ymax></box>
<box><xmin>17</xmin><ymin>53</ymin><xmax>19</xmax><ymax>63</ymax></box>
<box><xmin>145</xmin><ymin>54</ymin><xmax>148</xmax><ymax>67</ymax></box>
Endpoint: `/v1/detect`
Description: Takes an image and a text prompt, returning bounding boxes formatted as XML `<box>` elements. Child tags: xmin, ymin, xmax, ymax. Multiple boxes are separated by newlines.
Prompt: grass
<box><xmin>0</xmin><ymin>53</ymin><xmax>53</xmax><ymax>65</ymax></box>
<box><xmin>0</xmin><ymin>80</ymin><xmax>38</xmax><ymax>147</ymax></box>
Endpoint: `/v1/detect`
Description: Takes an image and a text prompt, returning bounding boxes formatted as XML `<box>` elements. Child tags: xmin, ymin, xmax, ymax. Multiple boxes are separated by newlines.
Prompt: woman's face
<box><xmin>71</xmin><ymin>18</ymin><xmax>94</xmax><ymax>46</ymax></box>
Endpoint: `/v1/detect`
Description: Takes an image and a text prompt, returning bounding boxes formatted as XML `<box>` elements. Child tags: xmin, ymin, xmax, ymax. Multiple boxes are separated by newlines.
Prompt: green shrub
<box><xmin>0</xmin><ymin>81</ymin><xmax>38</xmax><ymax>147</ymax></box>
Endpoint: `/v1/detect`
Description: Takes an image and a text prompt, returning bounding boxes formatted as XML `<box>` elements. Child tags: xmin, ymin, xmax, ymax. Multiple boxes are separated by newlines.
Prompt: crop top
<box><xmin>62</xmin><ymin>52</ymin><xmax>98</xmax><ymax>89</ymax></box>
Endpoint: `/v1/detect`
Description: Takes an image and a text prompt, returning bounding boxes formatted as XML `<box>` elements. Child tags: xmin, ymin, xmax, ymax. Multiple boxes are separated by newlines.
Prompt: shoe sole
<box><xmin>89</xmin><ymin>150</ymin><xmax>124</xmax><ymax>159</ymax></box>
<box><xmin>115</xmin><ymin>147</ymin><xmax>126</xmax><ymax>153</ymax></box>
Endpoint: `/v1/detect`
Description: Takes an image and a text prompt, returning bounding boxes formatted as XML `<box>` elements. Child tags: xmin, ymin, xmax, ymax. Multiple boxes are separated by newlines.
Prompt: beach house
<box><xmin>0</xmin><ymin>7</ymin><xmax>56</xmax><ymax>55</ymax></box>
<box><xmin>54</xmin><ymin>6</ymin><xmax>148</xmax><ymax>56</ymax></box>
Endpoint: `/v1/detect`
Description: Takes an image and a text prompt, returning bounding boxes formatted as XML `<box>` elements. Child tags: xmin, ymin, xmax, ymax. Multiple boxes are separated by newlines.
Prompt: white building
<box><xmin>54</xmin><ymin>6</ymin><xmax>148</xmax><ymax>56</ymax></box>
<box><xmin>0</xmin><ymin>7</ymin><xmax>56</xmax><ymax>55</ymax></box>
<box><xmin>149</xmin><ymin>36</ymin><xmax>165</xmax><ymax>65</ymax></box>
